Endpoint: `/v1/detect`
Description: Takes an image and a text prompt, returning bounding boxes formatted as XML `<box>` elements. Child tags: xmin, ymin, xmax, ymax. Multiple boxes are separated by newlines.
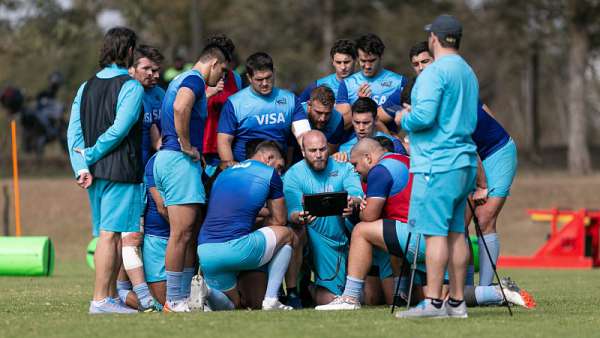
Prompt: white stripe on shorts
<box><xmin>258</xmin><ymin>227</ymin><xmax>277</xmax><ymax>266</ymax></box>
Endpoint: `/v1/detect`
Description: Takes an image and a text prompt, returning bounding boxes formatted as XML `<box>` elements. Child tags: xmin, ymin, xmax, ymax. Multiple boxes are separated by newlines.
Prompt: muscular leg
<box><xmin>238</xmin><ymin>270</ymin><xmax>267</xmax><ymax>309</ymax></box>
<box><xmin>148</xmin><ymin>281</ymin><xmax>166</xmax><ymax>305</ymax></box>
<box><xmin>313</xmin><ymin>286</ymin><xmax>337</xmax><ymax>305</ymax></box>
<box><xmin>286</xmin><ymin>227</ymin><xmax>305</xmax><ymax>294</ymax></box>
<box><xmin>93</xmin><ymin>230</ymin><xmax>121</xmax><ymax>301</ymax></box>
<box><xmin>165</xmin><ymin>204</ymin><xmax>198</xmax><ymax>302</ymax></box>
<box><xmin>423</xmin><ymin>235</ymin><xmax>448</xmax><ymax>300</ymax></box>
<box><xmin>475</xmin><ymin>197</ymin><xmax>506</xmax><ymax>286</ymax></box>
<box><xmin>448</xmin><ymin>232</ymin><xmax>468</xmax><ymax>300</ymax></box>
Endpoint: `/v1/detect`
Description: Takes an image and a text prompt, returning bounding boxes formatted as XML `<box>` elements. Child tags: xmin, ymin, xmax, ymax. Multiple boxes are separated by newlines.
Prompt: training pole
<box><xmin>467</xmin><ymin>200</ymin><xmax>512</xmax><ymax>316</ymax></box>
<box><xmin>10</xmin><ymin>120</ymin><xmax>22</xmax><ymax>237</ymax></box>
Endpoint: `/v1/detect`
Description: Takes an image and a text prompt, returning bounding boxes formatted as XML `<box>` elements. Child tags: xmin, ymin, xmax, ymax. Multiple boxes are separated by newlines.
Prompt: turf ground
<box><xmin>1</xmin><ymin>261</ymin><xmax>599</xmax><ymax>338</ymax></box>
<box><xmin>1</xmin><ymin>174</ymin><xmax>600</xmax><ymax>337</ymax></box>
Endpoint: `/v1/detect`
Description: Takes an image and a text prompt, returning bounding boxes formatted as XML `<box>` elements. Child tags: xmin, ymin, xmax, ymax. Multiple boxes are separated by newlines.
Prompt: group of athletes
<box><xmin>67</xmin><ymin>14</ymin><xmax>535</xmax><ymax>318</ymax></box>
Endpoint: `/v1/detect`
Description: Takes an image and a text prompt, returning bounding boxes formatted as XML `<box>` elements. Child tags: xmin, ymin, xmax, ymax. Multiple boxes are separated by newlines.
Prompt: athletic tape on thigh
<box><xmin>258</xmin><ymin>227</ymin><xmax>277</xmax><ymax>266</ymax></box>
<box><xmin>382</xmin><ymin>219</ymin><xmax>403</xmax><ymax>257</ymax></box>
<box><xmin>122</xmin><ymin>246</ymin><xmax>143</xmax><ymax>270</ymax></box>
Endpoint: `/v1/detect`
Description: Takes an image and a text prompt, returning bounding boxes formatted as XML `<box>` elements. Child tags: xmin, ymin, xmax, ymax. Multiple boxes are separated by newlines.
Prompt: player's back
<box><xmin>472</xmin><ymin>102</ymin><xmax>510</xmax><ymax>160</ymax></box>
<box><xmin>373</xmin><ymin>153</ymin><xmax>412</xmax><ymax>222</ymax></box>
<box><xmin>199</xmin><ymin>160</ymin><xmax>278</xmax><ymax>244</ymax></box>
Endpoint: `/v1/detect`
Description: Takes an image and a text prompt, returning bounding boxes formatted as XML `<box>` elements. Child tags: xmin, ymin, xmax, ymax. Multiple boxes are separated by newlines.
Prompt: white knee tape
<box><xmin>122</xmin><ymin>246</ymin><xmax>143</xmax><ymax>270</ymax></box>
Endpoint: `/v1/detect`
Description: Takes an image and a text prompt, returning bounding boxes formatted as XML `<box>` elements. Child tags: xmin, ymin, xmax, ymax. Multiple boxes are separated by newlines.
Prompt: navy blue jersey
<box><xmin>472</xmin><ymin>102</ymin><xmax>510</xmax><ymax>160</ymax></box>
<box><xmin>199</xmin><ymin>160</ymin><xmax>284</xmax><ymax>244</ymax></box>
<box><xmin>141</xmin><ymin>86</ymin><xmax>165</xmax><ymax>165</ymax></box>
<box><xmin>160</xmin><ymin>70</ymin><xmax>207</xmax><ymax>152</ymax></box>
<box><xmin>218</xmin><ymin>87</ymin><xmax>308</xmax><ymax>162</ymax></box>
<box><xmin>144</xmin><ymin>154</ymin><xmax>170</xmax><ymax>238</ymax></box>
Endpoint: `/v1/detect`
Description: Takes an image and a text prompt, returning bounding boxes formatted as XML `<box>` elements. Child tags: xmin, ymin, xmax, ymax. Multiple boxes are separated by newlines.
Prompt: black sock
<box><xmin>447</xmin><ymin>297</ymin><xmax>464</xmax><ymax>307</ymax></box>
<box><xmin>429</xmin><ymin>298</ymin><xmax>444</xmax><ymax>309</ymax></box>
<box><xmin>287</xmin><ymin>287</ymin><xmax>298</xmax><ymax>297</ymax></box>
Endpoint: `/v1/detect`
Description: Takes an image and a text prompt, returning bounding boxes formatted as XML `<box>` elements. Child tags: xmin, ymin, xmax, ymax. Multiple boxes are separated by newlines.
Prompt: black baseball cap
<box><xmin>424</xmin><ymin>14</ymin><xmax>462</xmax><ymax>40</ymax></box>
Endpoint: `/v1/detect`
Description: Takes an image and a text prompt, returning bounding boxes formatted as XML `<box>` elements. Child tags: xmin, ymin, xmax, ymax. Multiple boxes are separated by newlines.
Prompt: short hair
<box><xmin>434</xmin><ymin>32</ymin><xmax>461</xmax><ymax>50</ymax></box>
<box><xmin>351</xmin><ymin>97</ymin><xmax>378</xmax><ymax>119</ymax></box>
<box><xmin>355</xmin><ymin>33</ymin><xmax>385</xmax><ymax>56</ymax></box>
<box><xmin>99</xmin><ymin>27</ymin><xmax>137</xmax><ymax>68</ymax></box>
<box><xmin>373</xmin><ymin>136</ymin><xmax>395</xmax><ymax>153</ymax></box>
<box><xmin>309</xmin><ymin>85</ymin><xmax>335</xmax><ymax>109</ymax></box>
<box><xmin>408</xmin><ymin>41</ymin><xmax>431</xmax><ymax>61</ymax></box>
<box><xmin>133</xmin><ymin>45</ymin><xmax>164</xmax><ymax>67</ymax></box>
<box><xmin>205</xmin><ymin>34</ymin><xmax>235</xmax><ymax>58</ymax></box>
<box><xmin>249</xmin><ymin>140</ymin><xmax>283</xmax><ymax>159</ymax></box>
<box><xmin>199</xmin><ymin>43</ymin><xmax>230</xmax><ymax>64</ymax></box>
<box><xmin>246</xmin><ymin>52</ymin><xmax>274</xmax><ymax>77</ymax></box>
<box><xmin>330</xmin><ymin>39</ymin><xmax>357</xmax><ymax>59</ymax></box>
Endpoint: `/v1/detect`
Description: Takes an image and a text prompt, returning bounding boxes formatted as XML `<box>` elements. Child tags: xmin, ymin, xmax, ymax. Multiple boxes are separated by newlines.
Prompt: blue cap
<box><xmin>424</xmin><ymin>14</ymin><xmax>462</xmax><ymax>41</ymax></box>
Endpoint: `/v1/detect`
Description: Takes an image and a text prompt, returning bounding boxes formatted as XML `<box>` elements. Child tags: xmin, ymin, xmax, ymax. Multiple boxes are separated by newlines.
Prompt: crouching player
<box><xmin>197</xmin><ymin>141</ymin><xmax>296</xmax><ymax>310</ymax></box>
<box><xmin>316</xmin><ymin>138</ymin><xmax>535</xmax><ymax>310</ymax></box>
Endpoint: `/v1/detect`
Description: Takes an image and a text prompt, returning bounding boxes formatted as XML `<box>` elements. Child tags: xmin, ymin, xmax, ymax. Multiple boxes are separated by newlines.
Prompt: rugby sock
<box><xmin>166</xmin><ymin>270</ymin><xmax>183</xmax><ymax>302</ymax></box>
<box><xmin>447</xmin><ymin>297</ymin><xmax>464</xmax><ymax>307</ymax></box>
<box><xmin>341</xmin><ymin>276</ymin><xmax>364</xmax><ymax>300</ymax></box>
<box><xmin>429</xmin><ymin>298</ymin><xmax>444</xmax><ymax>309</ymax></box>
<box><xmin>265</xmin><ymin>244</ymin><xmax>292</xmax><ymax>299</ymax></box>
<box><xmin>116</xmin><ymin>280</ymin><xmax>132</xmax><ymax>304</ymax></box>
<box><xmin>466</xmin><ymin>264</ymin><xmax>475</xmax><ymax>286</ymax></box>
<box><xmin>478</xmin><ymin>233</ymin><xmax>499</xmax><ymax>286</ymax></box>
<box><xmin>206</xmin><ymin>287</ymin><xmax>235</xmax><ymax>311</ymax></box>
<box><xmin>181</xmin><ymin>267</ymin><xmax>195</xmax><ymax>299</ymax></box>
<box><xmin>133</xmin><ymin>283</ymin><xmax>153</xmax><ymax>308</ymax></box>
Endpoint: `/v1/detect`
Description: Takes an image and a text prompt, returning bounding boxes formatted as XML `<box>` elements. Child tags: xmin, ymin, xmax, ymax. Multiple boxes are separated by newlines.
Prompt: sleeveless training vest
<box><xmin>80</xmin><ymin>74</ymin><xmax>143</xmax><ymax>183</ymax></box>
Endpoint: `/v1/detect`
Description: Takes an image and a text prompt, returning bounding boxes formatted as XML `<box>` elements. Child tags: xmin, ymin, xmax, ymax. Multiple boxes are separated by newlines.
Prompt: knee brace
<box><xmin>122</xmin><ymin>246</ymin><xmax>143</xmax><ymax>270</ymax></box>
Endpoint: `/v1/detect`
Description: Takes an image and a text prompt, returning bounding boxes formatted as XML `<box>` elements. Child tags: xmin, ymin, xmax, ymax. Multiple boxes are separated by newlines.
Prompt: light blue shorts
<box><xmin>482</xmin><ymin>139</ymin><xmax>517</xmax><ymax>198</ymax></box>
<box><xmin>153</xmin><ymin>150</ymin><xmax>205</xmax><ymax>206</ymax></box>
<box><xmin>372</xmin><ymin>248</ymin><xmax>393</xmax><ymax>280</ymax></box>
<box><xmin>308</xmin><ymin>230</ymin><xmax>348</xmax><ymax>296</ymax></box>
<box><xmin>198</xmin><ymin>228</ymin><xmax>276</xmax><ymax>291</ymax></box>
<box><xmin>143</xmin><ymin>234</ymin><xmax>168</xmax><ymax>283</ymax></box>
<box><xmin>408</xmin><ymin>167</ymin><xmax>477</xmax><ymax>236</ymax></box>
<box><xmin>88</xmin><ymin>178</ymin><xmax>142</xmax><ymax>236</ymax></box>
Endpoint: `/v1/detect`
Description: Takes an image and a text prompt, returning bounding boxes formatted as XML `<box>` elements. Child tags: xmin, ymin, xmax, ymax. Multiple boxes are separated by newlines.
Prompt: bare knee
<box><xmin>475</xmin><ymin>208</ymin><xmax>497</xmax><ymax>233</ymax></box>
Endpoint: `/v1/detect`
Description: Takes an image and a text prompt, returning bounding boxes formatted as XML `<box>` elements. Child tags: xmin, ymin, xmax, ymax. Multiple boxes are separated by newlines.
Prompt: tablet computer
<box><xmin>303</xmin><ymin>191</ymin><xmax>348</xmax><ymax>217</ymax></box>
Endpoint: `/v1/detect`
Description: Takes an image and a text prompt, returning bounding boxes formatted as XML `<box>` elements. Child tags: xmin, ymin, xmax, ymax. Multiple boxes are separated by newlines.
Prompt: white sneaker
<box><xmin>164</xmin><ymin>299</ymin><xmax>191</xmax><ymax>313</ymax></box>
<box><xmin>315</xmin><ymin>296</ymin><xmax>361</xmax><ymax>311</ymax></box>
<box><xmin>189</xmin><ymin>275</ymin><xmax>208</xmax><ymax>311</ymax></box>
<box><xmin>262</xmin><ymin>297</ymin><xmax>293</xmax><ymax>311</ymax></box>
<box><xmin>395</xmin><ymin>299</ymin><xmax>449</xmax><ymax>319</ymax></box>
<box><xmin>500</xmin><ymin>277</ymin><xmax>536</xmax><ymax>309</ymax></box>
<box><xmin>446</xmin><ymin>300</ymin><xmax>468</xmax><ymax>318</ymax></box>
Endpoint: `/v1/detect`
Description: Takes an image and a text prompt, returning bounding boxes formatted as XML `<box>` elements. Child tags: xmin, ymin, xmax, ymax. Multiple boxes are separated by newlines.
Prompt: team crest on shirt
<box><xmin>381</xmin><ymin>81</ymin><xmax>392</xmax><ymax>88</ymax></box>
<box><xmin>255</xmin><ymin>112</ymin><xmax>286</xmax><ymax>125</ymax></box>
<box><xmin>329</xmin><ymin>171</ymin><xmax>338</xmax><ymax>177</ymax></box>
<box><xmin>276</xmin><ymin>98</ymin><xmax>287</xmax><ymax>105</ymax></box>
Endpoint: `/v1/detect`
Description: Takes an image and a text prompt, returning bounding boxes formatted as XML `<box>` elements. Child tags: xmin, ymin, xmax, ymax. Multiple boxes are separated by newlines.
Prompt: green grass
<box><xmin>1</xmin><ymin>261</ymin><xmax>599</xmax><ymax>338</ymax></box>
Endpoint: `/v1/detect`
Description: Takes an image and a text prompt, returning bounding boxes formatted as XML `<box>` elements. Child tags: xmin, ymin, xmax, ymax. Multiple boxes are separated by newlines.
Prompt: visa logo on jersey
<box><xmin>255</xmin><ymin>112</ymin><xmax>286</xmax><ymax>125</ymax></box>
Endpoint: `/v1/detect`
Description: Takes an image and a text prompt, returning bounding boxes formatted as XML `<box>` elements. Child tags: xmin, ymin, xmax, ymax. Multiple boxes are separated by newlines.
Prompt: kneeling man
<box><xmin>197</xmin><ymin>141</ymin><xmax>295</xmax><ymax>311</ymax></box>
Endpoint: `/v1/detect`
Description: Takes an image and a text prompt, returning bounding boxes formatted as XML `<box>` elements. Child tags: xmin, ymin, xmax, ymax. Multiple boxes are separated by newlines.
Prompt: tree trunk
<box><xmin>319</xmin><ymin>0</ymin><xmax>334</xmax><ymax>74</ymax></box>
<box><xmin>567</xmin><ymin>1</ymin><xmax>592</xmax><ymax>175</ymax></box>
<box><xmin>190</xmin><ymin>0</ymin><xmax>202</xmax><ymax>58</ymax></box>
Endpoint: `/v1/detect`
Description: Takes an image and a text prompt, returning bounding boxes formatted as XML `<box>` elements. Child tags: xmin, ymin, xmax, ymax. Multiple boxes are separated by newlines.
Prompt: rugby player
<box><xmin>115</xmin><ymin>45</ymin><xmax>166</xmax><ymax>311</ymax></box>
<box><xmin>333</xmin><ymin>97</ymin><xmax>406</xmax><ymax>162</ymax></box>
<box><xmin>153</xmin><ymin>42</ymin><xmax>229</xmax><ymax>312</ymax></box>
<box><xmin>202</xmin><ymin>34</ymin><xmax>243</xmax><ymax>176</ymax></box>
<box><xmin>197</xmin><ymin>141</ymin><xmax>296</xmax><ymax>311</ymax></box>
<box><xmin>298</xmin><ymin>39</ymin><xmax>357</xmax><ymax>102</ymax></box>
<box><xmin>396</xmin><ymin>14</ymin><xmax>478</xmax><ymax>319</ymax></box>
<box><xmin>316</xmin><ymin>139</ymin><xmax>535</xmax><ymax>311</ymax></box>
<box><xmin>68</xmin><ymin>27</ymin><xmax>144</xmax><ymax>314</ymax></box>
<box><xmin>217</xmin><ymin>52</ymin><xmax>311</xmax><ymax>167</ymax></box>
<box><xmin>284</xmin><ymin>130</ymin><xmax>363</xmax><ymax>305</ymax></box>
<box><xmin>335</xmin><ymin>33</ymin><xmax>407</xmax><ymax>130</ymax></box>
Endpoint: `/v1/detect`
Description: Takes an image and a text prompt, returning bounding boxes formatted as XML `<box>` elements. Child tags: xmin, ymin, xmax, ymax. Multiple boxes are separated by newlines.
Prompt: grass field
<box><xmin>1</xmin><ymin>174</ymin><xmax>600</xmax><ymax>337</ymax></box>
<box><xmin>1</xmin><ymin>261</ymin><xmax>599</xmax><ymax>338</ymax></box>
